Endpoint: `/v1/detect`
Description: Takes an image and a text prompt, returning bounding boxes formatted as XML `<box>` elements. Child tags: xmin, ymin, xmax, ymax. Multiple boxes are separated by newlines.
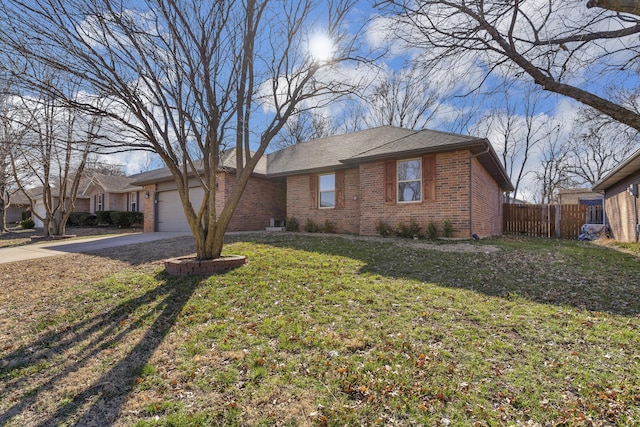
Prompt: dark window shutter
<box><xmin>384</xmin><ymin>160</ymin><xmax>396</xmax><ymax>204</ymax></box>
<box><xmin>309</xmin><ymin>175</ymin><xmax>318</xmax><ymax>208</ymax></box>
<box><xmin>335</xmin><ymin>170</ymin><xmax>345</xmax><ymax>208</ymax></box>
<box><xmin>423</xmin><ymin>154</ymin><xmax>436</xmax><ymax>202</ymax></box>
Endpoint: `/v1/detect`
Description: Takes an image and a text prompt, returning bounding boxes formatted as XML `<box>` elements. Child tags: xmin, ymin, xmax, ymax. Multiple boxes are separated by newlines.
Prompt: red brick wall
<box><xmin>286</xmin><ymin>168</ymin><xmax>361</xmax><ymax>233</ymax></box>
<box><xmin>471</xmin><ymin>156</ymin><xmax>504</xmax><ymax>238</ymax></box>
<box><xmin>143</xmin><ymin>184</ymin><xmax>156</xmax><ymax>233</ymax></box>
<box><xmin>224</xmin><ymin>173</ymin><xmax>286</xmax><ymax>232</ymax></box>
<box><xmin>284</xmin><ymin>150</ymin><xmax>504</xmax><ymax>238</ymax></box>
<box><xmin>141</xmin><ymin>151</ymin><xmax>505</xmax><ymax>239</ymax></box>
<box><xmin>359</xmin><ymin>151</ymin><xmax>472</xmax><ymax>237</ymax></box>
<box><xmin>603</xmin><ymin>170</ymin><xmax>640</xmax><ymax>242</ymax></box>
<box><xmin>142</xmin><ymin>174</ymin><xmax>285</xmax><ymax>233</ymax></box>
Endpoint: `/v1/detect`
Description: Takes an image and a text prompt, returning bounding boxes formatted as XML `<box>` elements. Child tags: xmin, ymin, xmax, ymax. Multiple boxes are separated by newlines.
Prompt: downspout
<box><xmin>469</xmin><ymin>146</ymin><xmax>491</xmax><ymax>240</ymax></box>
<box><xmin>154</xmin><ymin>187</ymin><xmax>159</xmax><ymax>232</ymax></box>
<box><xmin>633</xmin><ymin>184</ymin><xmax>639</xmax><ymax>242</ymax></box>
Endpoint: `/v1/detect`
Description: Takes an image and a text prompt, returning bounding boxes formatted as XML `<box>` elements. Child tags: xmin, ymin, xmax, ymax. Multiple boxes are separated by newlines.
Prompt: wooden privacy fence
<box><xmin>503</xmin><ymin>204</ymin><xmax>588</xmax><ymax>239</ymax></box>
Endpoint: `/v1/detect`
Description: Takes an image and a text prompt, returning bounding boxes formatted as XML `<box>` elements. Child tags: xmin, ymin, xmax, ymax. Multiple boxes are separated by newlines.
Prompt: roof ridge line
<box><xmin>348</xmin><ymin>128</ymin><xmax>423</xmax><ymax>159</ymax></box>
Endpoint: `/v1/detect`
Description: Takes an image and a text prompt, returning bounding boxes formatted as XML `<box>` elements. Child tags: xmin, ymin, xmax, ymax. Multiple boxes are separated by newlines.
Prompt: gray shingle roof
<box><xmin>593</xmin><ymin>148</ymin><xmax>640</xmax><ymax>191</ymax></box>
<box><xmin>265</xmin><ymin>127</ymin><xmax>416</xmax><ymax>176</ymax></box>
<box><xmin>266</xmin><ymin>126</ymin><xmax>512</xmax><ymax>191</ymax></box>
<box><xmin>89</xmin><ymin>173</ymin><xmax>143</xmax><ymax>194</ymax></box>
<box><xmin>131</xmin><ymin>148</ymin><xmax>267</xmax><ymax>185</ymax></box>
<box><xmin>130</xmin><ymin>126</ymin><xmax>513</xmax><ymax>191</ymax></box>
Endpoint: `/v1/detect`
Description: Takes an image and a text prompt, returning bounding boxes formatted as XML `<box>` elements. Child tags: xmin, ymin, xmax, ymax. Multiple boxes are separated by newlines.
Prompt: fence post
<box><xmin>555</xmin><ymin>205</ymin><xmax>561</xmax><ymax>238</ymax></box>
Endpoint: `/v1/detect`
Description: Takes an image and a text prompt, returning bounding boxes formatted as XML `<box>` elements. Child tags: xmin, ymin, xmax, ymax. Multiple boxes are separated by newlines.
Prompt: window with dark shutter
<box><xmin>384</xmin><ymin>160</ymin><xmax>396</xmax><ymax>204</ymax></box>
<box><xmin>423</xmin><ymin>154</ymin><xmax>436</xmax><ymax>202</ymax></box>
<box><xmin>309</xmin><ymin>175</ymin><xmax>318</xmax><ymax>208</ymax></box>
<box><xmin>335</xmin><ymin>170</ymin><xmax>345</xmax><ymax>209</ymax></box>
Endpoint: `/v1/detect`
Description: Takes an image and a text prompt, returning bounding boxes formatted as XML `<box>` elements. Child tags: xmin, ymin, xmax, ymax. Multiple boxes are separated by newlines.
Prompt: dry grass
<box><xmin>0</xmin><ymin>226</ymin><xmax>140</xmax><ymax>248</ymax></box>
<box><xmin>1</xmin><ymin>233</ymin><xmax>639</xmax><ymax>426</ymax></box>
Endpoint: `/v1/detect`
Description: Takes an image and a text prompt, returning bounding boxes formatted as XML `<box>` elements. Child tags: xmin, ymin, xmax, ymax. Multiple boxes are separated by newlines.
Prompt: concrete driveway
<box><xmin>0</xmin><ymin>232</ymin><xmax>192</xmax><ymax>264</ymax></box>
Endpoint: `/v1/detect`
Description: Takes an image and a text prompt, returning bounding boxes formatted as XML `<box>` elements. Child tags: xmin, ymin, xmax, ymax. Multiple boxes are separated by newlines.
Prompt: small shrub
<box><xmin>304</xmin><ymin>218</ymin><xmax>320</xmax><ymax>233</ymax></box>
<box><xmin>95</xmin><ymin>210</ymin><xmax>114</xmax><ymax>225</ymax></box>
<box><xmin>427</xmin><ymin>222</ymin><xmax>438</xmax><ymax>239</ymax></box>
<box><xmin>375</xmin><ymin>221</ymin><xmax>394</xmax><ymax>237</ymax></box>
<box><xmin>443</xmin><ymin>220</ymin><xmax>454</xmax><ymax>238</ymax></box>
<box><xmin>21</xmin><ymin>211</ymin><xmax>30</xmax><ymax>221</ymax></box>
<box><xmin>21</xmin><ymin>218</ymin><xmax>35</xmax><ymax>229</ymax></box>
<box><xmin>68</xmin><ymin>212</ymin><xmax>96</xmax><ymax>227</ymax></box>
<box><xmin>285</xmin><ymin>217</ymin><xmax>299</xmax><ymax>232</ymax></box>
<box><xmin>396</xmin><ymin>218</ymin><xmax>421</xmax><ymax>238</ymax></box>
<box><xmin>110</xmin><ymin>211</ymin><xmax>144</xmax><ymax>228</ymax></box>
<box><xmin>323</xmin><ymin>220</ymin><xmax>336</xmax><ymax>234</ymax></box>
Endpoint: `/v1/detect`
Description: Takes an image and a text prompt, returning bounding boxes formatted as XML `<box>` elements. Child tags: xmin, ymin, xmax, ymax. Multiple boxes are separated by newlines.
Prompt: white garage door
<box><xmin>156</xmin><ymin>187</ymin><xmax>205</xmax><ymax>232</ymax></box>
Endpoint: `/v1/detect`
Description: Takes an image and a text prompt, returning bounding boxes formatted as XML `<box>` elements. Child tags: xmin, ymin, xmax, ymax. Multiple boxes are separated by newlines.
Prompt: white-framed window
<box><xmin>319</xmin><ymin>173</ymin><xmax>335</xmax><ymax>208</ymax></box>
<box><xmin>97</xmin><ymin>193</ymin><xmax>104</xmax><ymax>211</ymax></box>
<box><xmin>130</xmin><ymin>192</ymin><xmax>138</xmax><ymax>212</ymax></box>
<box><xmin>397</xmin><ymin>158</ymin><xmax>421</xmax><ymax>202</ymax></box>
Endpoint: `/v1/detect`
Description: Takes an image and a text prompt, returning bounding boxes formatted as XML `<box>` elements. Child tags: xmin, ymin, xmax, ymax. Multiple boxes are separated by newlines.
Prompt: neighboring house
<box><xmin>592</xmin><ymin>148</ymin><xmax>640</xmax><ymax>242</ymax></box>
<box><xmin>135</xmin><ymin>126</ymin><xmax>513</xmax><ymax>238</ymax></box>
<box><xmin>557</xmin><ymin>188</ymin><xmax>604</xmax><ymax>205</ymax></box>
<box><xmin>558</xmin><ymin>188</ymin><xmax>604</xmax><ymax>224</ymax></box>
<box><xmin>83</xmin><ymin>173</ymin><xmax>145</xmax><ymax>214</ymax></box>
<box><xmin>503</xmin><ymin>195</ymin><xmax>528</xmax><ymax>205</ymax></box>
<box><xmin>2</xmin><ymin>191</ymin><xmax>31</xmax><ymax>224</ymax></box>
<box><xmin>29</xmin><ymin>183</ymin><xmax>91</xmax><ymax>228</ymax></box>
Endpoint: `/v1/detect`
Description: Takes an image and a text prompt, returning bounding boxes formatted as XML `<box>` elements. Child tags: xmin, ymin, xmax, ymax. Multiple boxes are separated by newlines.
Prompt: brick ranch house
<box><xmin>133</xmin><ymin>126</ymin><xmax>513</xmax><ymax>238</ymax></box>
<box><xmin>592</xmin><ymin>148</ymin><xmax>640</xmax><ymax>242</ymax></box>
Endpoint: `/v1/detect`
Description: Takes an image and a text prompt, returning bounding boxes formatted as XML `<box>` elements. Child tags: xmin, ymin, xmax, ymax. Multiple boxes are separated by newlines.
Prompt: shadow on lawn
<box><xmin>230</xmin><ymin>233</ymin><xmax>640</xmax><ymax>317</ymax></box>
<box><xmin>0</xmin><ymin>273</ymin><xmax>200</xmax><ymax>426</ymax></box>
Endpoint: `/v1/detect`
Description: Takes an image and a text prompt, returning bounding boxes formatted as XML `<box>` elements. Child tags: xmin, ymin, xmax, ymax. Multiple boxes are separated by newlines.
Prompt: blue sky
<box><xmin>101</xmin><ymin>0</ymin><xmax>639</xmax><ymax>202</ymax></box>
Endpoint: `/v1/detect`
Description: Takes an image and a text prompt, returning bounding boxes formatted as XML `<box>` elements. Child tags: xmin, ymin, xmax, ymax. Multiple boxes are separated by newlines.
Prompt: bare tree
<box><xmin>0</xmin><ymin>0</ymin><xmax>356</xmax><ymax>260</ymax></box>
<box><xmin>336</xmin><ymin>63</ymin><xmax>445</xmax><ymax>132</ymax></box>
<box><xmin>359</xmin><ymin>64</ymin><xmax>442</xmax><ymax>129</ymax></box>
<box><xmin>9</xmin><ymin>81</ymin><xmax>101</xmax><ymax>237</ymax></box>
<box><xmin>0</xmin><ymin>79</ymin><xmax>14</xmax><ymax>232</ymax></box>
<box><xmin>0</xmin><ymin>144</ymin><xmax>11</xmax><ymax>232</ymax></box>
<box><xmin>472</xmin><ymin>83</ymin><xmax>553</xmax><ymax>200</ymax></box>
<box><xmin>83</xmin><ymin>157</ymin><xmax>126</xmax><ymax>177</ymax></box>
<box><xmin>273</xmin><ymin>109</ymin><xmax>336</xmax><ymax>149</ymax></box>
<box><xmin>566</xmin><ymin>101</ymin><xmax>640</xmax><ymax>185</ymax></box>
<box><xmin>0</xmin><ymin>75</ymin><xmax>30</xmax><ymax>232</ymax></box>
<box><xmin>587</xmin><ymin>0</ymin><xmax>640</xmax><ymax>16</ymax></box>
<box><xmin>534</xmin><ymin>134</ymin><xmax>577</xmax><ymax>204</ymax></box>
<box><xmin>377</xmin><ymin>0</ymin><xmax>640</xmax><ymax>132</ymax></box>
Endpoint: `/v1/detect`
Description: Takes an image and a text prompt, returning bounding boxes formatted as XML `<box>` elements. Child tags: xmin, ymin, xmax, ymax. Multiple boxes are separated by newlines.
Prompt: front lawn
<box><xmin>1</xmin><ymin>234</ymin><xmax>639</xmax><ymax>426</ymax></box>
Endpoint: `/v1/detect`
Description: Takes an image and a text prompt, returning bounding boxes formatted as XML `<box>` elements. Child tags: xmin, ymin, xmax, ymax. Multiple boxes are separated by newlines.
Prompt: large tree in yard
<box><xmin>377</xmin><ymin>0</ymin><xmax>640</xmax><ymax>132</ymax></box>
<box><xmin>0</xmin><ymin>0</ymin><xmax>356</xmax><ymax>260</ymax></box>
